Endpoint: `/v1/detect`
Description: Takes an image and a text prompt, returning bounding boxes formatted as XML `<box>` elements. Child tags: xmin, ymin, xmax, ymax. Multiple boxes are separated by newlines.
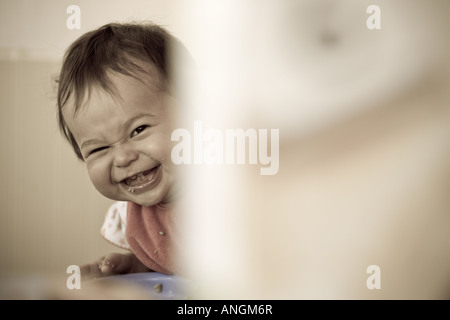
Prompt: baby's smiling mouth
<box><xmin>122</xmin><ymin>166</ymin><xmax>160</xmax><ymax>193</ymax></box>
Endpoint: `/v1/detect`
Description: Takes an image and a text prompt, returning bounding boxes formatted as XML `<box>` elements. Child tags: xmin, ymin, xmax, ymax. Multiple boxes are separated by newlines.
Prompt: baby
<box><xmin>56</xmin><ymin>22</ymin><xmax>190</xmax><ymax>280</ymax></box>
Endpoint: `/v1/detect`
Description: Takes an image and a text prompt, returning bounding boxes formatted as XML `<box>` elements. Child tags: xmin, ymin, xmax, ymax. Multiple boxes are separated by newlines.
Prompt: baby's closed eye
<box><xmin>89</xmin><ymin>146</ymin><xmax>109</xmax><ymax>155</ymax></box>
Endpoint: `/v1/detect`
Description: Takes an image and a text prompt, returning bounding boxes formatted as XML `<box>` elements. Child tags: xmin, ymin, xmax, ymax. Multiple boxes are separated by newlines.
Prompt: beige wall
<box><xmin>0</xmin><ymin>58</ymin><xmax>123</xmax><ymax>277</ymax></box>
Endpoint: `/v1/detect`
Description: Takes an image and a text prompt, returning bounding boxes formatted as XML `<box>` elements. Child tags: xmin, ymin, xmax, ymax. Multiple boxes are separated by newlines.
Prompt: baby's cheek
<box><xmin>139</xmin><ymin>136</ymin><xmax>171</xmax><ymax>163</ymax></box>
<box><xmin>86</xmin><ymin>162</ymin><xmax>114</xmax><ymax>198</ymax></box>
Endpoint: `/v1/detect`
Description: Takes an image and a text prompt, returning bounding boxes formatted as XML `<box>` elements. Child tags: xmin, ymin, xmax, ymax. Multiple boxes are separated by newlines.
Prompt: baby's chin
<box><xmin>131</xmin><ymin>198</ymin><xmax>162</xmax><ymax>207</ymax></box>
<box><xmin>105</xmin><ymin>191</ymin><xmax>171</xmax><ymax>207</ymax></box>
<box><xmin>109</xmin><ymin>194</ymin><xmax>161</xmax><ymax>207</ymax></box>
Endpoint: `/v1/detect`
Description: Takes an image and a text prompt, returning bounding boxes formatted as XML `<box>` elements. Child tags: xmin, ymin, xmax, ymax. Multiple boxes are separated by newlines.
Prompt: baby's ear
<box><xmin>53</xmin><ymin>73</ymin><xmax>60</xmax><ymax>83</ymax></box>
<box><xmin>49</xmin><ymin>73</ymin><xmax>60</xmax><ymax>100</ymax></box>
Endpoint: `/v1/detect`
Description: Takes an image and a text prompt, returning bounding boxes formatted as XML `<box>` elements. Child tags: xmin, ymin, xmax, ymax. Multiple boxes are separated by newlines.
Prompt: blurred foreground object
<box><xmin>180</xmin><ymin>0</ymin><xmax>450</xmax><ymax>299</ymax></box>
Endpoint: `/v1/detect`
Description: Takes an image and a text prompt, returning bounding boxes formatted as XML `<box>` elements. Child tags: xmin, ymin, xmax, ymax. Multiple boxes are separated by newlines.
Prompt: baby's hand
<box><xmin>80</xmin><ymin>252</ymin><xmax>150</xmax><ymax>281</ymax></box>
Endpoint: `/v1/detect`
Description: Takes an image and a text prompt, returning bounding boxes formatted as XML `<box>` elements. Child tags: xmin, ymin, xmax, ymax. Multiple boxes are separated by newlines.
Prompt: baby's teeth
<box><xmin>125</xmin><ymin>169</ymin><xmax>155</xmax><ymax>190</ymax></box>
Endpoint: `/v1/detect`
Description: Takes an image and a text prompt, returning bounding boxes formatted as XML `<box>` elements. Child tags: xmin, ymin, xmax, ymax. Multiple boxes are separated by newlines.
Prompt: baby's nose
<box><xmin>113</xmin><ymin>144</ymin><xmax>138</xmax><ymax>167</ymax></box>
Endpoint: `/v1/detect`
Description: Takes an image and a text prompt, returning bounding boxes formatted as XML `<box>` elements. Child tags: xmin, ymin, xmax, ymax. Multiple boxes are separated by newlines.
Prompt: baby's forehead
<box><xmin>72</xmin><ymin>64</ymin><xmax>165</xmax><ymax>110</ymax></box>
<box><xmin>102</xmin><ymin>62</ymin><xmax>166</xmax><ymax>98</ymax></box>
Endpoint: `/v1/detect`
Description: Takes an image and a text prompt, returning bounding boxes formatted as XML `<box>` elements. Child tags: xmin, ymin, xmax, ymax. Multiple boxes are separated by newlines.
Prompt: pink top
<box><xmin>125</xmin><ymin>202</ymin><xmax>179</xmax><ymax>275</ymax></box>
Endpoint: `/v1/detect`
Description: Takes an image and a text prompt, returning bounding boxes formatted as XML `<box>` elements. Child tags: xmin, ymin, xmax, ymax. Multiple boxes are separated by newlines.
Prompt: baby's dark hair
<box><xmin>56</xmin><ymin>22</ymin><xmax>191</xmax><ymax>160</ymax></box>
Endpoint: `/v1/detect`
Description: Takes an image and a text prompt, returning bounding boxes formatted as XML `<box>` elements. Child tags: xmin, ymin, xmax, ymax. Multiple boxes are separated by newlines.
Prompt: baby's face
<box><xmin>63</xmin><ymin>69</ymin><xmax>179</xmax><ymax>206</ymax></box>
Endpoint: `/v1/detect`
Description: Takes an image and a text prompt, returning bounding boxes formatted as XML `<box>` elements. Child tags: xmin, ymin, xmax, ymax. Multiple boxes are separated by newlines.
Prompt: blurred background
<box><xmin>1</xmin><ymin>0</ymin><xmax>450</xmax><ymax>299</ymax></box>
